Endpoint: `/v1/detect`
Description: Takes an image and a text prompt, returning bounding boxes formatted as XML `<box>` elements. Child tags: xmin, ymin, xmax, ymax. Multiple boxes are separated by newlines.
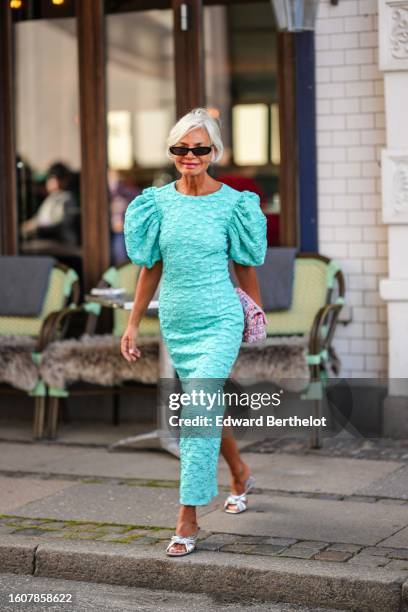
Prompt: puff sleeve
<box><xmin>227</xmin><ymin>191</ymin><xmax>267</xmax><ymax>266</ymax></box>
<box><xmin>124</xmin><ymin>187</ymin><xmax>162</xmax><ymax>269</ymax></box>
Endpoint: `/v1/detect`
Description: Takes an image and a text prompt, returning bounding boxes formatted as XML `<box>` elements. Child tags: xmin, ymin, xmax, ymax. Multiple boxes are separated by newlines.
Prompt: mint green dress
<box><xmin>124</xmin><ymin>180</ymin><xmax>267</xmax><ymax>505</ymax></box>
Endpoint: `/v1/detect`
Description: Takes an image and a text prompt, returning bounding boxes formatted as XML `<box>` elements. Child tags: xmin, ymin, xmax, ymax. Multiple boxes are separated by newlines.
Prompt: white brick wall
<box><xmin>315</xmin><ymin>0</ymin><xmax>388</xmax><ymax>378</ymax></box>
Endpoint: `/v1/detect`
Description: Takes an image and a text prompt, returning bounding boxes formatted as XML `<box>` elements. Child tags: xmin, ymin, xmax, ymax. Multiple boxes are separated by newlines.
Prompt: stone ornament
<box><xmin>382</xmin><ymin>149</ymin><xmax>408</xmax><ymax>222</ymax></box>
<box><xmin>390</xmin><ymin>6</ymin><xmax>408</xmax><ymax>58</ymax></box>
<box><xmin>393</xmin><ymin>163</ymin><xmax>408</xmax><ymax>212</ymax></box>
<box><xmin>380</xmin><ymin>0</ymin><xmax>408</xmax><ymax>70</ymax></box>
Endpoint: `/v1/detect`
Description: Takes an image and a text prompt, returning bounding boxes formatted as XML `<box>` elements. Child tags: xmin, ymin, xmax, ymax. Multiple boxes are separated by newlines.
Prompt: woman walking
<box><xmin>121</xmin><ymin>108</ymin><xmax>267</xmax><ymax>556</ymax></box>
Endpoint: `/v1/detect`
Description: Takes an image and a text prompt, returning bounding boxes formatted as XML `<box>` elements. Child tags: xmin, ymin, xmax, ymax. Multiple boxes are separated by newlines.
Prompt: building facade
<box><xmin>316</xmin><ymin>0</ymin><xmax>408</xmax><ymax>388</ymax></box>
<box><xmin>315</xmin><ymin>0</ymin><xmax>388</xmax><ymax>378</ymax></box>
<box><xmin>0</xmin><ymin>0</ymin><xmax>407</xmax><ymax>385</ymax></box>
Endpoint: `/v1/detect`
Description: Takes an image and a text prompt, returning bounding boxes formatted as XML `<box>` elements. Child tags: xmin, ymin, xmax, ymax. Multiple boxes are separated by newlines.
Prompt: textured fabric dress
<box><xmin>124</xmin><ymin>180</ymin><xmax>267</xmax><ymax>505</ymax></box>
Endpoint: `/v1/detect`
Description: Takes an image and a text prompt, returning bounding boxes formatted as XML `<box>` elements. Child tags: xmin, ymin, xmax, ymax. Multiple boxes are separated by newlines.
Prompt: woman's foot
<box><xmin>166</xmin><ymin>530</ymin><xmax>199</xmax><ymax>557</ymax></box>
<box><xmin>167</xmin><ymin>509</ymin><xmax>199</xmax><ymax>555</ymax></box>
<box><xmin>225</xmin><ymin>461</ymin><xmax>253</xmax><ymax>512</ymax></box>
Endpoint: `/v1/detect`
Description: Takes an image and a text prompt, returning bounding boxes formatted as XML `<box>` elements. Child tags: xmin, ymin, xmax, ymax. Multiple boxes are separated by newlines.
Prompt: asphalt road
<box><xmin>0</xmin><ymin>574</ymin><xmax>343</xmax><ymax>612</ymax></box>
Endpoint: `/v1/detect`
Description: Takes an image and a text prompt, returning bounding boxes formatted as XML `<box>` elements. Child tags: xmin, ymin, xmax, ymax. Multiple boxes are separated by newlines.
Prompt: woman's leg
<box><xmin>175</xmin><ymin>505</ymin><xmax>198</xmax><ymax>532</ymax></box>
<box><xmin>221</xmin><ymin>424</ymin><xmax>252</xmax><ymax>510</ymax></box>
<box><xmin>171</xmin><ymin>426</ymin><xmax>251</xmax><ymax>547</ymax></box>
<box><xmin>168</xmin><ymin>380</ymin><xmax>223</xmax><ymax>554</ymax></box>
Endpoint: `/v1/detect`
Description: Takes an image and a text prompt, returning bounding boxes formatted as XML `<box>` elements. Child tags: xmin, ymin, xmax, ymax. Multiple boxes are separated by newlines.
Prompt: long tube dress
<box><xmin>124</xmin><ymin>180</ymin><xmax>267</xmax><ymax>506</ymax></box>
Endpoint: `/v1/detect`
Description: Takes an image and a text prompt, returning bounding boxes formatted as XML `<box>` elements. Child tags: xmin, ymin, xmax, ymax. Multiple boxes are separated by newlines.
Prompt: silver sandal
<box><xmin>166</xmin><ymin>529</ymin><xmax>200</xmax><ymax>557</ymax></box>
<box><xmin>224</xmin><ymin>474</ymin><xmax>255</xmax><ymax>514</ymax></box>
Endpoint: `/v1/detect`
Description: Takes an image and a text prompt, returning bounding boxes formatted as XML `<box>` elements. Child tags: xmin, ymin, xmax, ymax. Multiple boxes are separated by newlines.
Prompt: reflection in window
<box><xmin>15</xmin><ymin>17</ymin><xmax>82</xmax><ymax>272</ymax></box>
<box><xmin>134</xmin><ymin>109</ymin><xmax>173</xmax><ymax>168</ymax></box>
<box><xmin>271</xmin><ymin>103</ymin><xmax>281</xmax><ymax>166</ymax></box>
<box><xmin>232</xmin><ymin>104</ymin><xmax>269</xmax><ymax>166</ymax></box>
<box><xmin>108</xmin><ymin>111</ymin><xmax>133</xmax><ymax>170</ymax></box>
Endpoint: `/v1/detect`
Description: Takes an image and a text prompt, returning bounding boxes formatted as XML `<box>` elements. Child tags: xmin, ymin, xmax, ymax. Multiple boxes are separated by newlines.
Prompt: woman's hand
<box><xmin>120</xmin><ymin>325</ymin><xmax>141</xmax><ymax>362</ymax></box>
<box><xmin>120</xmin><ymin>262</ymin><xmax>162</xmax><ymax>362</ymax></box>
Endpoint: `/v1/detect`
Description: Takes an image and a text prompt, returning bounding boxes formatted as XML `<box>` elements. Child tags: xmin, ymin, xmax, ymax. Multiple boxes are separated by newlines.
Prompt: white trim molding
<box><xmin>380</xmin><ymin>278</ymin><xmax>408</xmax><ymax>300</ymax></box>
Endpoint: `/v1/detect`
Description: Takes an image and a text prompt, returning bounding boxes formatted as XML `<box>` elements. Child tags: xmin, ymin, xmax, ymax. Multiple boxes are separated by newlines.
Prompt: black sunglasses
<box><xmin>169</xmin><ymin>145</ymin><xmax>213</xmax><ymax>157</ymax></box>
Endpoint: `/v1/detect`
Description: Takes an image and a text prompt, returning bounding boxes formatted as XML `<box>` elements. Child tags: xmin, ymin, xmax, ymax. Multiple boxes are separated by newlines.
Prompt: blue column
<box><xmin>295</xmin><ymin>31</ymin><xmax>318</xmax><ymax>252</ymax></box>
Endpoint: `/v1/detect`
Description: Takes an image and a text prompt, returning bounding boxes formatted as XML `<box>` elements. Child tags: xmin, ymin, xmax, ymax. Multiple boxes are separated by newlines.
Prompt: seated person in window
<box><xmin>21</xmin><ymin>162</ymin><xmax>80</xmax><ymax>247</ymax></box>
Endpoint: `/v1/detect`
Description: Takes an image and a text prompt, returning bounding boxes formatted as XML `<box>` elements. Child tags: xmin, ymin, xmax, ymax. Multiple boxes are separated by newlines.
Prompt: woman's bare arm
<box><xmin>128</xmin><ymin>262</ymin><xmax>162</xmax><ymax>327</ymax></box>
<box><xmin>121</xmin><ymin>261</ymin><xmax>162</xmax><ymax>361</ymax></box>
<box><xmin>233</xmin><ymin>263</ymin><xmax>263</xmax><ymax>308</ymax></box>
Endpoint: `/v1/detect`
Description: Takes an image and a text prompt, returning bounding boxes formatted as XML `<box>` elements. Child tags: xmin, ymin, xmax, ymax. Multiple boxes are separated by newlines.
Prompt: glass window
<box><xmin>204</xmin><ymin>2</ymin><xmax>281</xmax><ymax>244</ymax></box>
<box><xmin>106</xmin><ymin>9</ymin><xmax>175</xmax><ymax>265</ymax></box>
<box><xmin>13</xmin><ymin>9</ymin><xmax>82</xmax><ymax>275</ymax></box>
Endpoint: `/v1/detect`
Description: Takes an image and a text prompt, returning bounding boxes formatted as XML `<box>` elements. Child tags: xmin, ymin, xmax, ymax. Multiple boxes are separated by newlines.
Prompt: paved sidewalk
<box><xmin>1</xmin><ymin>440</ymin><xmax>408</xmax><ymax>610</ymax></box>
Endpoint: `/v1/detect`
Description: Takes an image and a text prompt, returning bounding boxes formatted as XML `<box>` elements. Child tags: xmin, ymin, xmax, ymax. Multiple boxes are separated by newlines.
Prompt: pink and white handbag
<box><xmin>235</xmin><ymin>287</ymin><xmax>267</xmax><ymax>343</ymax></box>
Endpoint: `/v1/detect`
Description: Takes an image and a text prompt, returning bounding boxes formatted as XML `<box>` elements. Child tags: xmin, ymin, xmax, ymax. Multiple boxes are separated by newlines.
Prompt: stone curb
<box><xmin>0</xmin><ymin>537</ymin><xmax>37</xmax><ymax>575</ymax></box>
<box><xmin>0</xmin><ymin>536</ymin><xmax>407</xmax><ymax>611</ymax></box>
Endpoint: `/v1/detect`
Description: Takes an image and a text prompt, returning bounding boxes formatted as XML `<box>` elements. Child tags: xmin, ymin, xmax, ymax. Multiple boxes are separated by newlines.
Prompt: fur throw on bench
<box><xmin>39</xmin><ymin>334</ymin><xmax>310</xmax><ymax>392</ymax></box>
<box><xmin>231</xmin><ymin>340</ymin><xmax>310</xmax><ymax>392</ymax></box>
<box><xmin>0</xmin><ymin>335</ymin><xmax>38</xmax><ymax>392</ymax></box>
<box><xmin>40</xmin><ymin>335</ymin><xmax>159</xmax><ymax>389</ymax></box>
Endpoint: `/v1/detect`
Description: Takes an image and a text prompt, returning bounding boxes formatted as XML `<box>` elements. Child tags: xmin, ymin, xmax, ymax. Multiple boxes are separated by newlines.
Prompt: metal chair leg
<box><xmin>33</xmin><ymin>396</ymin><xmax>46</xmax><ymax>439</ymax></box>
<box><xmin>47</xmin><ymin>397</ymin><xmax>60</xmax><ymax>439</ymax></box>
<box><xmin>112</xmin><ymin>389</ymin><xmax>120</xmax><ymax>426</ymax></box>
<box><xmin>309</xmin><ymin>398</ymin><xmax>323</xmax><ymax>449</ymax></box>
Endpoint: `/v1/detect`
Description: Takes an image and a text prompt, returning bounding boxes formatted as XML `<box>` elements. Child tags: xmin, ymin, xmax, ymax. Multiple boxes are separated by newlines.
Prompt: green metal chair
<box><xmin>264</xmin><ymin>252</ymin><xmax>346</xmax><ymax>448</ymax></box>
<box><xmin>43</xmin><ymin>262</ymin><xmax>159</xmax><ymax>438</ymax></box>
<box><xmin>0</xmin><ymin>262</ymin><xmax>80</xmax><ymax>439</ymax></box>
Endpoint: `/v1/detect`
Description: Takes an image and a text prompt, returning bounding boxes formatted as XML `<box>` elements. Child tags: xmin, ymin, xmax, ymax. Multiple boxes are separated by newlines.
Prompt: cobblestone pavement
<box><xmin>1</xmin><ymin>514</ymin><xmax>408</xmax><ymax>573</ymax></box>
<box><xmin>243</xmin><ymin>436</ymin><xmax>408</xmax><ymax>462</ymax></box>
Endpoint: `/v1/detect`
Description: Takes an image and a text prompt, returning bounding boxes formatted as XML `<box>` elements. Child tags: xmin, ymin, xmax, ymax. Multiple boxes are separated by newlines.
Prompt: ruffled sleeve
<box><xmin>227</xmin><ymin>191</ymin><xmax>267</xmax><ymax>266</ymax></box>
<box><xmin>124</xmin><ymin>187</ymin><xmax>161</xmax><ymax>269</ymax></box>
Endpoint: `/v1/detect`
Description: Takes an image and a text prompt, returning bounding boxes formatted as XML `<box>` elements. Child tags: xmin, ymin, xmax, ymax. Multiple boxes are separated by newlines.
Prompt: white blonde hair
<box><xmin>166</xmin><ymin>107</ymin><xmax>224</xmax><ymax>163</ymax></box>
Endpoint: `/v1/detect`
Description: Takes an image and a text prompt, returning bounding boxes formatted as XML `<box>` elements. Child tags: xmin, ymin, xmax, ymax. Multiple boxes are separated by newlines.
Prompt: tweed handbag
<box><xmin>235</xmin><ymin>287</ymin><xmax>267</xmax><ymax>343</ymax></box>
